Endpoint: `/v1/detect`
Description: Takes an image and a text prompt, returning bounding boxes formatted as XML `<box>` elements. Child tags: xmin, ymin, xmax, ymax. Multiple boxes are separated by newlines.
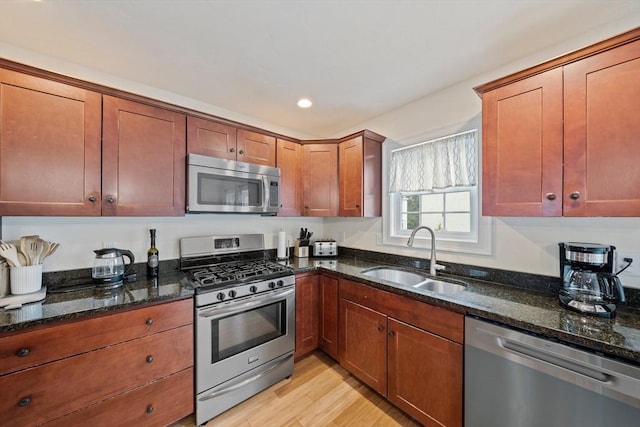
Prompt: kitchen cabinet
<box><xmin>276</xmin><ymin>139</ymin><xmax>303</xmax><ymax>216</ymax></box>
<box><xmin>187</xmin><ymin>116</ymin><xmax>237</xmax><ymax>160</ymax></box>
<box><xmin>318</xmin><ymin>273</ymin><xmax>339</xmax><ymax>359</ymax></box>
<box><xmin>187</xmin><ymin>116</ymin><xmax>276</xmax><ymax>166</ymax></box>
<box><xmin>0</xmin><ymin>67</ymin><xmax>102</xmax><ymax>216</ymax></box>
<box><xmin>478</xmin><ymin>29</ymin><xmax>640</xmax><ymax>217</ymax></box>
<box><xmin>339</xmin><ymin>278</ymin><xmax>463</xmax><ymax>427</ymax></box>
<box><xmin>0</xmin><ymin>298</ymin><xmax>194</xmax><ymax>427</ymax></box>
<box><xmin>294</xmin><ymin>272</ymin><xmax>319</xmax><ymax>359</ymax></box>
<box><xmin>302</xmin><ymin>143</ymin><xmax>339</xmax><ymax>216</ymax></box>
<box><xmin>338</xmin><ymin>131</ymin><xmax>384</xmax><ymax>217</ymax></box>
<box><xmin>102</xmin><ymin>96</ymin><xmax>186</xmax><ymax>216</ymax></box>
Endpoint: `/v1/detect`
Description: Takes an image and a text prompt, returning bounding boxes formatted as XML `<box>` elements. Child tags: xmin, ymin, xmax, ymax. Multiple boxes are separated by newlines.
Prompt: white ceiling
<box><xmin>0</xmin><ymin>0</ymin><xmax>638</xmax><ymax>138</ymax></box>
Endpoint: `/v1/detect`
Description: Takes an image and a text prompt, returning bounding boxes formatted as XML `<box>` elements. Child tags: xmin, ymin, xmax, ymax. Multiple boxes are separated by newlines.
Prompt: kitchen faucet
<box><xmin>407</xmin><ymin>226</ymin><xmax>445</xmax><ymax>276</ymax></box>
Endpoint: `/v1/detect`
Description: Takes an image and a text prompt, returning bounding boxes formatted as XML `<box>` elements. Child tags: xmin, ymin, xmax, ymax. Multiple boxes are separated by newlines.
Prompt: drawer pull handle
<box><xmin>146</xmin><ymin>405</ymin><xmax>154</xmax><ymax>414</ymax></box>
<box><xmin>146</xmin><ymin>355</ymin><xmax>154</xmax><ymax>364</ymax></box>
<box><xmin>17</xmin><ymin>348</ymin><xmax>30</xmax><ymax>357</ymax></box>
<box><xmin>145</xmin><ymin>318</ymin><xmax>153</xmax><ymax>325</ymax></box>
<box><xmin>18</xmin><ymin>397</ymin><xmax>31</xmax><ymax>407</ymax></box>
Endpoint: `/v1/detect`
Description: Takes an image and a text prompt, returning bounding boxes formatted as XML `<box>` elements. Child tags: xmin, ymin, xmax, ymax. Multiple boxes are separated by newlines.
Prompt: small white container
<box><xmin>10</xmin><ymin>264</ymin><xmax>43</xmax><ymax>295</ymax></box>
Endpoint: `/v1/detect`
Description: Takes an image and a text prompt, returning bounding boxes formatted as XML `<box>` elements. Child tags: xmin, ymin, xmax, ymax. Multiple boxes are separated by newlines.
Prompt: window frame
<box><xmin>382</xmin><ymin>126</ymin><xmax>492</xmax><ymax>255</ymax></box>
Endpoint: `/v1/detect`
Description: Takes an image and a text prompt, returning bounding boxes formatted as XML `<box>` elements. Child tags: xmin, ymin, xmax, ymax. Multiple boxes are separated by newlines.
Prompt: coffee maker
<box><xmin>558</xmin><ymin>242</ymin><xmax>625</xmax><ymax>318</ymax></box>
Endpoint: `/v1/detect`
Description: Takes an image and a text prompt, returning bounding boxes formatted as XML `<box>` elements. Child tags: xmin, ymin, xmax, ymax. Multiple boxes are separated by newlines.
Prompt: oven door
<box><xmin>196</xmin><ymin>286</ymin><xmax>295</xmax><ymax>394</ymax></box>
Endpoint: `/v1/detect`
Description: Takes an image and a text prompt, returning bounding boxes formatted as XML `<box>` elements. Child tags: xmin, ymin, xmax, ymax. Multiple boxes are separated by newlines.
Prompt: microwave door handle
<box><xmin>198</xmin><ymin>287</ymin><xmax>294</xmax><ymax>319</ymax></box>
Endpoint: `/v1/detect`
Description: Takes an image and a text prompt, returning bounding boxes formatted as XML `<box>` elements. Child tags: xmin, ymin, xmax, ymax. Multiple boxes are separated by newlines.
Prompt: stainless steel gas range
<box><xmin>179</xmin><ymin>234</ymin><xmax>295</xmax><ymax>426</ymax></box>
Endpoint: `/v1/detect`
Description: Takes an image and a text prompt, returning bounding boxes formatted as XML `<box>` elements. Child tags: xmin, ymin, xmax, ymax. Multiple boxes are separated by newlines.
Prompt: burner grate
<box><xmin>188</xmin><ymin>259</ymin><xmax>291</xmax><ymax>288</ymax></box>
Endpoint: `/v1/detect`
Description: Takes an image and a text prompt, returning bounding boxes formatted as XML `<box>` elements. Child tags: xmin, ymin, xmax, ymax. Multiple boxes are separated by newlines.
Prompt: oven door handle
<box><xmin>198</xmin><ymin>287</ymin><xmax>294</xmax><ymax>319</ymax></box>
<box><xmin>198</xmin><ymin>353</ymin><xmax>294</xmax><ymax>402</ymax></box>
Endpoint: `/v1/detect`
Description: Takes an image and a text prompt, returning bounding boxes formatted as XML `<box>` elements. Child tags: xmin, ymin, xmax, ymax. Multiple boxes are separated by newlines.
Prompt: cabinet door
<box><xmin>102</xmin><ymin>96</ymin><xmax>186</xmax><ymax>216</ymax></box>
<box><xmin>564</xmin><ymin>39</ymin><xmax>640</xmax><ymax>216</ymax></box>
<box><xmin>318</xmin><ymin>274</ymin><xmax>338</xmax><ymax>359</ymax></box>
<box><xmin>482</xmin><ymin>68</ymin><xmax>563</xmax><ymax>216</ymax></box>
<box><xmin>237</xmin><ymin>129</ymin><xmax>276</xmax><ymax>166</ymax></box>
<box><xmin>276</xmin><ymin>139</ymin><xmax>302</xmax><ymax>216</ymax></box>
<box><xmin>338</xmin><ymin>298</ymin><xmax>387</xmax><ymax>395</ymax></box>
<box><xmin>295</xmin><ymin>273</ymin><xmax>318</xmax><ymax>359</ymax></box>
<box><xmin>339</xmin><ymin>136</ymin><xmax>363</xmax><ymax>216</ymax></box>
<box><xmin>187</xmin><ymin>116</ymin><xmax>237</xmax><ymax>160</ymax></box>
<box><xmin>0</xmin><ymin>68</ymin><xmax>102</xmax><ymax>215</ymax></box>
<box><xmin>388</xmin><ymin>318</ymin><xmax>462</xmax><ymax>427</ymax></box>
<box><xmin>302</xmin><ymin>143</ymin><xmax>338</xmax><ymax>216</ymax></box>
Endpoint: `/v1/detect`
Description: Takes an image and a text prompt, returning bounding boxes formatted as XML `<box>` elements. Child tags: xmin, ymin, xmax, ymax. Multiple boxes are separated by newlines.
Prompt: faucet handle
<box><xmin>434</xmin><ymin>263</ymin><xmax>446</xmax><ymax>271</ymax></box>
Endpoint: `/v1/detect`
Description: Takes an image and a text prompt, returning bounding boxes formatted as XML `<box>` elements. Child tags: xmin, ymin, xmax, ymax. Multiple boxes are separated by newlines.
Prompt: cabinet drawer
<box><xmin>0</xmin><ymin>325</ymin><xmax>193</xmax><ymax>427</ymax></box>
<box><xmin>0</xmin><ymin>298</ymin><xmax>193</xmax><ymax>375</ymax></box>
<box><xmin>43</xmin><ymin>368</ymin><xmax>193</xmax><ymax>427</ymax></box>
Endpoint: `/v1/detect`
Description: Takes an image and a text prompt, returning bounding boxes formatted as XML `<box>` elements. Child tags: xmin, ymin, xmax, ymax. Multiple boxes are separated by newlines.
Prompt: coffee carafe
<box><xmin>92</xmin><ymin>248</ymin><xmax>135</xmax><ymax>288</ymax></box>
<box><xmin>558</xmin><ymin>242</ymin><xmax>625</xmax><ymax>318</ymax></box>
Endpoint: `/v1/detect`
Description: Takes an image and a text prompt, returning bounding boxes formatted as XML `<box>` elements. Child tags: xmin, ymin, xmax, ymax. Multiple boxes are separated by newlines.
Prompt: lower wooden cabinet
<box><xmin>338</xmin><ymin>278</ymin><xmax>463</xmax><ymax>427</ymax></box>
<box><xmin>388</xmin><ymin>318</ymin><xmax>462</xmax><ymax>427</ymax></box>
<box><xmin>0</xmin><ymin>299</ymin><xmax>194</xmax><ymax>427</ymax></box>
<box><xmin>318</xmin><ymin>274</ymin><xmax>339</xmax><ymax>359</ymax></box>
<box><xmin>295</xmin><ymin>272</ymin><xmax>319</xmax><ymax>359</ymax></box>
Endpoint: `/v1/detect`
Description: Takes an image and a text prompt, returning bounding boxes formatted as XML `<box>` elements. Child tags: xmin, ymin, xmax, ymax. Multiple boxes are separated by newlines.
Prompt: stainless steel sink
<box><xmin>360</xmin><ymin>266</ymin><xmax>467</xmax><ymax>295</ymax></box>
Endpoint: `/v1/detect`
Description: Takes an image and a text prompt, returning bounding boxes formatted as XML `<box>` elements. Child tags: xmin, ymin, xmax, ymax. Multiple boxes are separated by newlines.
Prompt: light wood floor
<box><xmin>173</xmin><ymin>351</ymin><xmax>420</xmax><ymax>427</ymax></box>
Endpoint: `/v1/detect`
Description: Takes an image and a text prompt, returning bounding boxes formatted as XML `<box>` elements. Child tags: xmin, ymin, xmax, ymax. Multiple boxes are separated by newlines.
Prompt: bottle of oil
<box><xmin>147</xmin><ymin>229</ymin><xmax>159</xmax><ymax>278</ymax></box>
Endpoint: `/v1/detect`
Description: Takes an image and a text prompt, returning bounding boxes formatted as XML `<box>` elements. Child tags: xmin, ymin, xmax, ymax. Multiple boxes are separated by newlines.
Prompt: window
<box><xmin>384</xmin><ymin>129</ymin><xmax>491</xmax><ymax>255</ymax></box>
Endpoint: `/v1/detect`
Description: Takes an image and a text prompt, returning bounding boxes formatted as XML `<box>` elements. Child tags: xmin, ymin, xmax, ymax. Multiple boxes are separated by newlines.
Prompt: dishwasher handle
<box><xmin>500</xmin><ymin>338</ymin><xmax>611</xmax><ymax>382</ymax></box>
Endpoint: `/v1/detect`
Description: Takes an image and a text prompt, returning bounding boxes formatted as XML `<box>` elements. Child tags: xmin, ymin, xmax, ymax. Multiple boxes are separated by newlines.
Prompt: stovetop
<box><xmin>184</xmin><ymin>258</ymin><xmax>292</xmax><ymax>290</ymax></box>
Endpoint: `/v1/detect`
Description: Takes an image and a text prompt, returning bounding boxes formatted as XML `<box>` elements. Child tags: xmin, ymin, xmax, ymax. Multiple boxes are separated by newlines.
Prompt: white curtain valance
<box><xmin>389</xmin><ymin>130</ymin><xmax>477</xmax><ymax>193</ymax></box>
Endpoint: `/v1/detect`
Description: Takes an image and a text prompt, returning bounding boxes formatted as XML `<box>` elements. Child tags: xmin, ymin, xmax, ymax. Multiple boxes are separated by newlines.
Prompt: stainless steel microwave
<box><xmin>187</xmin><ymin>154</ymin><xmax>280</xmax><ymax>214</ymax></box>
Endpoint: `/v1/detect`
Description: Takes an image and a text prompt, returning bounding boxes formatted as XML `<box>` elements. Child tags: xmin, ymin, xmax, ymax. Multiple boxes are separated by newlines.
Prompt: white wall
<box><xmin>325</xmin><ymin>17</ymin><xmax>640</xmax><ymax>289</ymax></box>
<box><xmin>2</xmin><ymin>216</ymin><xmax>323</xmax><ymax>273</ymax></box>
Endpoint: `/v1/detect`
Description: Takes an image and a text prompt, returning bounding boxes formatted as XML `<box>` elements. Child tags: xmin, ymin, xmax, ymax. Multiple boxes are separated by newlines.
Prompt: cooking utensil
<box><xmin>0</xmin><ymin>241</ymin><xmax>22</xmax><ymax>267</ymax></box>
<box><xmin>43</xmin><ymin>242</ymin><xmax>59</xmax><ymax>260</ymax></box>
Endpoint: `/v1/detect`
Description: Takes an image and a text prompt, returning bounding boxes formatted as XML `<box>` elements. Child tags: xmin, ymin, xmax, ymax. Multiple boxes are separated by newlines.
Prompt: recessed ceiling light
<box><xmin>297</xmin><ymin>98</ymin><xmax>312</xmax><ymax>108</ymax></box>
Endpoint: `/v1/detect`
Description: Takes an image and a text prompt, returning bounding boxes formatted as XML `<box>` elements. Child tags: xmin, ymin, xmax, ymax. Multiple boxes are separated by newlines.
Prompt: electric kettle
<box><xmin>92</xmin><ymin>248</ymin><xmax>135</xmax><ymax>288</ymax></box>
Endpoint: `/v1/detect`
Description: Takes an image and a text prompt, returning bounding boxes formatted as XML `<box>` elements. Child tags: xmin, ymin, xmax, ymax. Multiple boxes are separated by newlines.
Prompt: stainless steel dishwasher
<box><xmin>465</xmin><ymin>316</ymin><xmax>640</xmax><ymax>427</ymax></box>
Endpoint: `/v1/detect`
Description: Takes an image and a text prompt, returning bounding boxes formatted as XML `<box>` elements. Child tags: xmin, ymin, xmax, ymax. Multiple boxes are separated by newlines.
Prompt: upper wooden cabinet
<box><xmin>0</xmin><ymin>68</ymin><xmax>102</xmax><ymax>216</ymax></box>
<box><xmin>187</xmin><ymin>117</ymin><xmax>276</xmax><ymax>166</ymax></box>
<box><xmin>187</xmin><ymin>116</ymin><xmax>237</xmax><ymax>160</ymax></box>
<box><xmin>338</xmin><ymin>131</ymin><xmax>384</xmax><ymax>217</ymax></box>
<box><xmin>477</xmin><ymin>29</ymin><xmax>640</xmax><ymax>217</ymax></box>
<box><xmin>102</xmin><ymin>96</ymin><xmax>186</xmax><ymax>216</ymax></box>
<box><xmin>302</xmin><ymin>143</ymin><xmax>338</xmax><ymax>216</ymax></box>
<box><xmin>276</xmin><ymin>138</ymin><xmax>303</xmax><ymax>216</ymax></box>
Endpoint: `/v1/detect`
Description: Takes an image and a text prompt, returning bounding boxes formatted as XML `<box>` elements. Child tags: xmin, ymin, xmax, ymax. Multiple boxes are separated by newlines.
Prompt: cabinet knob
<box><xmin>377</xmin><ymin>325</ymin><xmax>384</xmax><ymax>332</ymax></box>
<box><xmin>145</xmin><ymin>318</ymin><xmax>153</xmax><ymax>326</ymax></box>
<box><xmin>570</xmin><ymin>191</ymin><xmax>581</xmax><ymax>200</ymax></box>
<box><xmin>16</xmin><ymin>348</ymin><xmax>30</xmax><ymax>357</ymax></box>
<box><xmin>388</xmin><ymin>331</ymin><xmax>395</xmax><ymax>337</ymax></box>
<box><xmin>355</xmin><ymin>204</ymin><xmax>360</xmax><ymax>208</ymax></box>
<box><xmin>146</xmin><ymin>405</ymin><xmax>154</xmax><ymax>414</ymax></box>
<box><xmin>545</xmin><ymin>193</ymin><xmax>556</xmax><ymax>201</ymax></box>
<box><xmin>304</xmin><ymin>206</ymin><xmax>309</xmax><ymax>209</ymax></box>
<box><xmin>106</xmin><ymin>196</ymin><xmax>115</xmax><ymax>204</ymax></box>
<box><xmin>88</xmin><ymin>195</ymin><xmax>97</xmax><ymax>203</ymax></box>
<box><xmin>17</xmin><ymin>397</ymin><xmax>31</xmax><ymax>407</ymax></box>
<box><xmin>229</xmin><ymin>147</ymin><xmax>236</xmax><ymax>153</ymax></box>
<box><xmin>146</xmin><ymin>355</ymin><xmax>154</xmax><ymax>364</ymax></box>
<box><xmin>238</xmin><ymin>149</ymin><xmax>245</xmax><ymax>155</ymax></box>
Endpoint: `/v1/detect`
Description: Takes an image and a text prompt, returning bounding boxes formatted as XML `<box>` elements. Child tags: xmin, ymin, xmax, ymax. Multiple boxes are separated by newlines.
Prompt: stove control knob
<box><xmin>269</xmin><ymin>281</ymin><xmax>276</xmax><ymax>289</ymax></box>
<box><xmin>216</xmin><ymin>292</ymin><xmax>225</xmax><ymax>301</ymax></box>
<box><xmin>228</xmin><ymin>290</ymin><xmax>237</xmax><ymax>298</ymax></box>
<box><xmin>277</xmin><ymin>280</ymin><xmax>284</xmax><ymax>287</ymax></box>
<box><xmin>250</xmin><ymin>285</ymin><xmax>258</xmax><ymax>293</ymax></box>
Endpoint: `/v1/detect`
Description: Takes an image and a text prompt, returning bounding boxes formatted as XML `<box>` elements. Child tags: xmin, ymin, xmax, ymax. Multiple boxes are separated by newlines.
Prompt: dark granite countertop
<box><xmin>2</xmin><ymin>254</ymin><xmax>639</xmax><ymax>365</ymax></box>
<box><xmin>286</xmin><ymin>256</ymin><xmax>640</xmax><ymax>364</ymax></box>
<box><xmin>0</xmin><ymin>272</ymin><xmax>193</xmax><ymax>333</ymax></box>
